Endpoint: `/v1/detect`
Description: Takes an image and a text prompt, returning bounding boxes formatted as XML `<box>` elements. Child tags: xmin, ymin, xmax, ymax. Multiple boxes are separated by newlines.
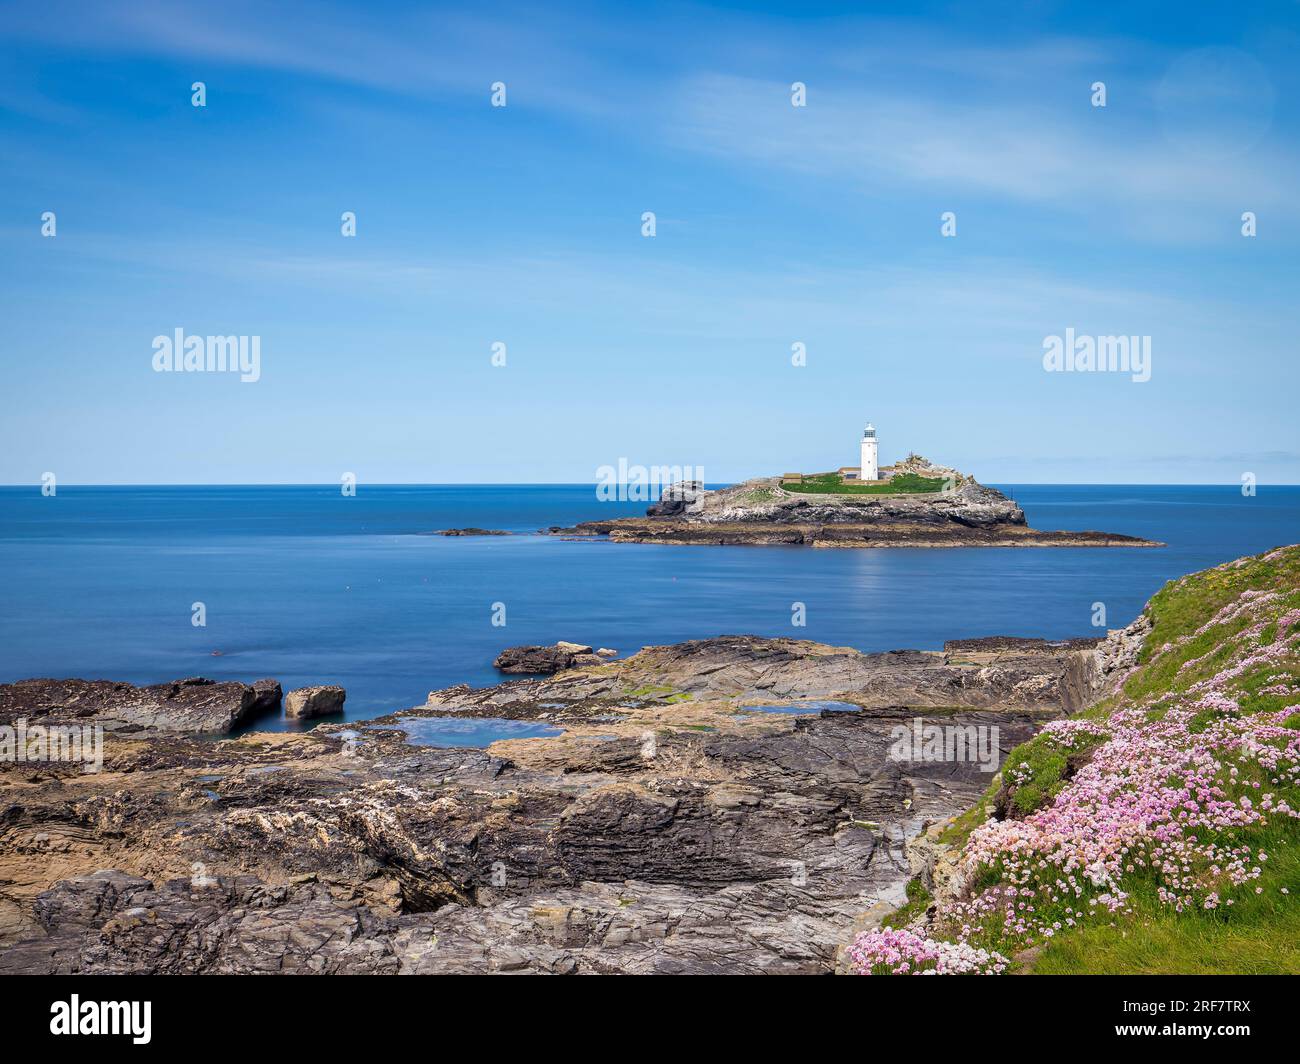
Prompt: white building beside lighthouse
<box><xmin>860</xmin><ymin>423</ymin><xmax>878</xmax><ymax>481</ymax></box>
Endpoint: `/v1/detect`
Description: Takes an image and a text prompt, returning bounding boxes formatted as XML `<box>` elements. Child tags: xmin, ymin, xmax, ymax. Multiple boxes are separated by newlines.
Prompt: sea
<box><xmin>0</xmin><ymin>484</ymin><xmax>1296</xmax><ymax>729</ymax></box>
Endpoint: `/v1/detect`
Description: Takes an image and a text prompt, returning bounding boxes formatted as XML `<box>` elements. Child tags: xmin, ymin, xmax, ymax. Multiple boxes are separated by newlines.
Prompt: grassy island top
<box><xmin>781</xmin><ymin>472</ymin><xmax>949</xmax><ymax>495</ymax></box>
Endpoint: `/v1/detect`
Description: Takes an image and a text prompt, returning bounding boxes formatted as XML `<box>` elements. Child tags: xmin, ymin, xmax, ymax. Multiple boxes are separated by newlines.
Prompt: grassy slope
<box><xmin>782</xmin><ymin>472</ymin><xmax>948</xmax><ymax>495</ymax></box>
<box><xmin>936</xmin><ymin>544</ymin><xmax>1300</xmax><ymax>974</ymax></box>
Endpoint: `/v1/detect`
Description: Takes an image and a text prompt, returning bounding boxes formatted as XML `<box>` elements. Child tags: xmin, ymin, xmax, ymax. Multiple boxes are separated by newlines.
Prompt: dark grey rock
<box><xmin>0</xmin><ymin>677</ymin><xmax>259</xmax><ymax>734</ymax></box>
<box><xmin>250</xmin><ymin>679</ymin><xmax>282</xmax><ymax>715</ymax></box>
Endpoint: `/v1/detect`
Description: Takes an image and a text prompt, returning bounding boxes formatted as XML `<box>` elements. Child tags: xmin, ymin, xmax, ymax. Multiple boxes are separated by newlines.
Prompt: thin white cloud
<box><xmin>3</xmin><ymin>3</ymin><xmax>1295</xmax><ymax>238</ymax></box>
<box><xmin>0</xmin><ymin>0</ymin><xmax>637</xmax><ymax>119</ymax></box>
<box><xmin>665</xmin><ymin>71</ymin><xmax>1297</xmax><ymax>216</ymax></box>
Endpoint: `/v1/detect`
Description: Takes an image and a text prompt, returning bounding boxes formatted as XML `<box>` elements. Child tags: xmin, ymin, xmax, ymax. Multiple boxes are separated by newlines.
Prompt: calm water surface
<box><xmin>1</xmin><ymin>484</ymin><xmax>1295</xmax><ymax>728</ymax></box>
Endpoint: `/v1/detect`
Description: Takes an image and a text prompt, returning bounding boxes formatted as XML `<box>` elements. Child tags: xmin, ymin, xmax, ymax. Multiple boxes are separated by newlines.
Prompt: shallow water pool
<box><xmin>739</xmin><ymin>701</ymin><xmax>861</xmax><ymax>715</ymax></box>
<box><xmin>369</xmin><ymin>715</ymin><xmax>563</xmax><ymax>747</ymax></box>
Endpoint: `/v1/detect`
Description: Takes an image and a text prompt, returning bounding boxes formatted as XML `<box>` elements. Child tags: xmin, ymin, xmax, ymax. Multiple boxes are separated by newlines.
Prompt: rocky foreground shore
<box><xmin>547</xmin><ymin>472</ymin><xmax>1162</xmax><ymax>548</ymax></box>
<box><xmin>0</xmin><ymin>625</ymin><xmax>1145</xmax><ymax>974</ymax></box>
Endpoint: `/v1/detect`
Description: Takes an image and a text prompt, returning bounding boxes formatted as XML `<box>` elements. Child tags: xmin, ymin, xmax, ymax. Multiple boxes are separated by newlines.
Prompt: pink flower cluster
<box><xmin>846</xmin><ymin>927</ymin><xmax>1007</xmax><ymax>975</ymax></box>
<box><xmin>938</xmin><ymin>583</ymin><xmax>1300</xmax><ymax>953</ymax></box>
<box><xmin>1039</xmin><ymin>717</ymin><xmax>1111</xmax><ymax>748</ymax></box>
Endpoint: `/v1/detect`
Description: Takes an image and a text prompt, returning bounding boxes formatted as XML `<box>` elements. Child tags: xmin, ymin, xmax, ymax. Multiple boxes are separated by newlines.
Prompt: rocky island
<box><xmin>549</xmin><ymin>455</ymin><xmax>1162</xmax><ymax>548</ymax></box>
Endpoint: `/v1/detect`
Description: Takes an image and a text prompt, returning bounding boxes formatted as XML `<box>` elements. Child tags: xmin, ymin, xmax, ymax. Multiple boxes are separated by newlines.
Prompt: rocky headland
<box><xmin>0</xmin><ymin>625</ymin><xmax>1140</xmax><ymax>974</ymax></box>
<box><xmin>548</xmin><ymin>461</ymin><xmax>1162</xmax><ymax>548</ymax></box>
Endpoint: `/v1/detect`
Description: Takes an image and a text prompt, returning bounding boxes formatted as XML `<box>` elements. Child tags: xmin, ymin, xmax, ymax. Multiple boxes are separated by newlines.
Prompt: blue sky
<box><xmin>1</xmin><ymin>0</ymin><xmax>1297</xmax><ymax>484</ymax></box>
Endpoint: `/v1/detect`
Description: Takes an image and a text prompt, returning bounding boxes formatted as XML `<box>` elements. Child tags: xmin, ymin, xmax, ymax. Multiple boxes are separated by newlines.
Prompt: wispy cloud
<box><xmin>6</xmin><ymin>2</ymin><xmax>1294</xmax><ymax>237</ymax></box>
<box><xmin>665</xmin><ymin>71</ymin><xmax>1296</xmax><ymax>221</ymax></box>
<box><xmin>0</xmin><ymin>0</ymin><xmax>639</xmax><ymax>118</ymax></box>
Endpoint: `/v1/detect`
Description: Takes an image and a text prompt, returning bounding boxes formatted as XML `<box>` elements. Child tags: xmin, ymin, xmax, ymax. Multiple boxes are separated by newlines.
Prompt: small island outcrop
<box><xmin>551</xmin><ymin>456</ymin><xmax>1162</xmax><ymax>548</ymax></box>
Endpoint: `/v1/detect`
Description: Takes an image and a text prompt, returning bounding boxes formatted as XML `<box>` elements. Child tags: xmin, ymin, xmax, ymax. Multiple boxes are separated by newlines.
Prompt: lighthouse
<box><xmin>860</xmin><ymin>423</ymin><xmax>878</xmax><ymax>481</ymax></box>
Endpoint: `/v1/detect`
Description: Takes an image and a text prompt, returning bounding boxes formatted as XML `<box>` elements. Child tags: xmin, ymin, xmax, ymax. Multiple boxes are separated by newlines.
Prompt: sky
<box><xmin>1</xmin><ymin>0</ymin><xmax>1297</xmax><ymax>485</ymax></box>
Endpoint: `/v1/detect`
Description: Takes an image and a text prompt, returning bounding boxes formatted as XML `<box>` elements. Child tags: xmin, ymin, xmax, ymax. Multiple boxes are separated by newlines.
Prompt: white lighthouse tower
<box><xmin>860</xmin><ymin>423</ymin><xmax>878</xmax><ymax>481</ymax></box>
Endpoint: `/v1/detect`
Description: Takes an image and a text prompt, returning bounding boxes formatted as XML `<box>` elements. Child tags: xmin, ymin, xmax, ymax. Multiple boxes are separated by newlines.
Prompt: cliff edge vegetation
<box><xmin>852</xmin><ymin>544</ymin><xmax>1300</xmax><ymax>974</ymax></box>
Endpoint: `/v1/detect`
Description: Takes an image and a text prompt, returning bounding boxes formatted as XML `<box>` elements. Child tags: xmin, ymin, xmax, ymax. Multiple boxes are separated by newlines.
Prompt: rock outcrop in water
<box><xmin>493</xmin><ymin>642</ymin><xmax>609</xmax><ymax>673</ymax></box>
<box><xmin>548</xmin><ymin>469</ymin><xmax>1162</xmax><ymax>548</ymax></box>
<box><xmin>283</xmin><ymin>685</ymin><xmax>346</xmax><ymax>720</ymax></box>
<box><xmin>432</xmin><ymin>528</ymin><xmax>512</xmax><ymax>536</ymax></box>
<box><xmin>0</xmin><ymin>630</ymin><xmax>1134</xmax><ymax>974</ymax></box>
<box><xmin>0</xmin><ymin>676</ymin><xmax>280</xmax><ymax>735</ymax></box>
<box><xmin>251</xmin><ymin>679</ymin><xmax>283</xmax><ymax>716</ymax></box>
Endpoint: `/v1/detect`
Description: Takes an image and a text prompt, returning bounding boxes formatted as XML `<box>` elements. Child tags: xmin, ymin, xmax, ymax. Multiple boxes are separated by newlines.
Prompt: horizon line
<box><xmin>4</xmin><ymin>482</ymin><xmax>1298</xmax><ymax>490</ymax></box>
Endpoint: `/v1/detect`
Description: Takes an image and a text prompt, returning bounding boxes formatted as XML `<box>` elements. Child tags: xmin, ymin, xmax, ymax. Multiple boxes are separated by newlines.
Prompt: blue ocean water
<box><xmin>0</xmin><ymin>484</ymin><xmax>1296</xmax><ymax>729</ymax></box>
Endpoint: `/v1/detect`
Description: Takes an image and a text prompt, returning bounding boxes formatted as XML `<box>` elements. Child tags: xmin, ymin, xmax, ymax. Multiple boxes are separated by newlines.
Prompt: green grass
<box><xmin>1033</xmin><ymin>817</ymin><xmax>1300</xmax><ymax>974</ymax></box>
<box><xmin>1124</xmin><ymin>545</ymin><xmax>1300</xmax><ymax>702</ymax></box>
<box><xmin>625</xmin><ymin>684</ymin><xmax>672</xmax><ymax>698</ymax></box>
<box><xmin>882</xmin><ymin>877</ymin><xmax>933</xmax><ymax>928</ymax></box>
<box><xmin>1001</xmin><ymin>737</ymin><xmax>1070</xmax><ymax>816</ymax></box>
<box><xmin>937</xmin><ymin>799</ymin><xmax>991</xmax><ymax>849</ymax></box>
<box><xmin>781</xmin><ymin>472</ymin><xmax>949</xmax><ymax>495</ymax></box>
